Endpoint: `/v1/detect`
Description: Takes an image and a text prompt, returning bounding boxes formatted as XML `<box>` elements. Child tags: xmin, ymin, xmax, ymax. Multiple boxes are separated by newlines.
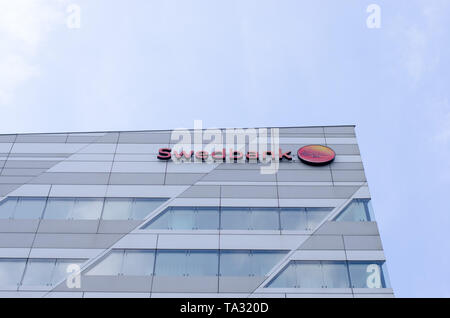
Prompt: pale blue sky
<box><xmin>1</xmin><ymin>0</ymin><xmax>449</xmax><ymax>297</ymax></box>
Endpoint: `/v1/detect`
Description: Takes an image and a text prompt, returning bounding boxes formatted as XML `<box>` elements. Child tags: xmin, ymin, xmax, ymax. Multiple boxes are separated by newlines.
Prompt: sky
<box><xmin>0</xmin><ymin>0</ymin><xmax>449</xmax><ymax>297</ymax></box>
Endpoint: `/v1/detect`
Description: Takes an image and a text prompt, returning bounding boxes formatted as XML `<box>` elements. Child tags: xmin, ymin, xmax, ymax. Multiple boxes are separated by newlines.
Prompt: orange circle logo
<box><xmin>297</xmin><ymin>145</ymin><xmax>335</xmax><ymax>166</ymax></box>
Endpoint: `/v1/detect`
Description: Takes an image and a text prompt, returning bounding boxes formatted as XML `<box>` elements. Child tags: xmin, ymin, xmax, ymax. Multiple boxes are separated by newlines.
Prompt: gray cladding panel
<box><xmin>109</xmin><ymin>173</ymin><xmax>165</xmax><ymax>185</ymax></box>
<box><xmin>15</xmin><ymin>135</ymin><xmax>67</xmax><ymax>143</ymax></box>
<box><xmin>332</xmin><ymin>170</ymin><xmax>366</xmax><ymax>182</ymax></box>
<box><xmin>3</xmin><ymin>161</ymin><xmax>62</xmax><ymax>169</ymax></box>
<box><xmin>276</xmin><ymin>170</ymin><xmax>332</xmax><ymax>182</ymax></box>
<box><xmin>118</xmin><ymin>132</ymin><xmax>171</xmax><ymax>144</ymax></box>
<box><xmin>0</xmin><ymin>184</ymin><xmax>20</xmax><ymax>196</ymax></box>
<box><xmin>32</xmin><ymin>233</ymin><xmax>124</xmax><ymax>248</ymax></box>
<box><xmin>343</xmin><ymin>236</ymin><xmax>383</xmax><ymax>250</ymax></box>
<box><xmin>37</xmin><ymin>220</ymin><xmax>100</xmax><ymax>234</ymax></box>
<box><xmin>328</xmin><ymin>144</ymin><xmax>360</xmax><ymax>155</ymax></box>
<box><xmin>0</xmin><ymin>219</ymin><xmax>40</xmax><ymax>233</ymax></box>
<box><xmin>29</xmin><ymin>173</ymin><xmax>110</xmax><ymax>185</ymax></box>
<box><xmin>178</xmin><ymin>185</ymin><xmax>221</xmax><ymax>198</ymax></box>
<box><xmin>298</xmin><ymin>235</ymin><xmax>345</xmax><ymax>250</ymax></box>
<box><xmin>55</xmin><ymin>276</ymin><xmax>152</xmax><ymax>292</ymax></box>
<box><xmin>164</xmin><ymin>173</ymin><xmax>206</xmax><ymax>185</ymax></box>
<box><xmin>0</xmin><ymin>233</ymin><xmax>35</xmax><ymax>247</ymax></box>
<box><xmin>201</xmin><ymin>170</ymin><xmax>276</xmax><ymax>182</ymax></box>
<box><xmin>152</xmin><ymin>277</ymin><xmax>218</xmax><ymax>293</ymax></box>
<box><xmin>0</xmin><ymin>135</ymin><xmax>17</xmax><ymax>142</ymax></box>
<box><xmin>221</xmin><ymin>185</ymin><xmax>278</xmax><ymax>198</ymax></box>
<box><xmin>219</xmin><ymin>277</ymin><xmax>266</xmax><ymax>293</ymax></box>
<box><xmin>97</xmin><ymin>220</ymin><xmax>143</xmax><ymax>234</ymax></box>
<box><xmin>278</xmin><ymin>186</ymin><xmax>359</xmax><ymax>199</ymax></box>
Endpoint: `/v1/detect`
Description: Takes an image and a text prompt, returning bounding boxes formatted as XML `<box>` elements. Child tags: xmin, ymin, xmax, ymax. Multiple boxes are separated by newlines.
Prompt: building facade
<box><xmin>0</xmin><ymin>126</ymin><xmax>393</xmax><ymax>298</ymax></box>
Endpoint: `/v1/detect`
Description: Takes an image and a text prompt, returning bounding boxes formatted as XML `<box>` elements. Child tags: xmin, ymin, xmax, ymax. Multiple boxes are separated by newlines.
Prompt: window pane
<box><xmin>196</xmin><ymin>207</ymin><xmax>219</xmax><ymax>230</ymax></box>
<box><xmin>14</xmin><ymin>197</ymin><xmax>46</xmax><ymax>219</ymax></box>
<box><xmin>143</xmin><ymin>208</ymin><xmax>171</xmax><ymax>229</ymax></box>
<box><xmin>297</xmin><ymin>261</ymin><xmax>324</xmax><ymax>288</ymax></box>
<box><xmin>122</xmin><ymin>250</ymin><xmax>155</xmax><ymax>276</ymax></box>
<box><xmin>44</xmin><ymin>198</ymin><xmax>74</xmax><ymax>219</ymax></box>
<box><xmin>306</xmin><ymin>208</ymin><xmax>332</xmax><ymax>230</ymax></box>
<box><xmin>251</xmin><ymin>251</ymin><xmax>286</xmax><ymax>276</ymax></box>
<box><xmin>268</xmin><ymin>262</ymin><xmax>297</xmax><ymax>288</ymax></box>
<box><xmin>0</xmin><ymin>198</ymin><xmax>17</xmax><ymax>219</ymax></box>
<box><xmin>169</xmin><ymin>207</ymin><xmax>195</xmax><ymax>230</ymax></box>
<box><xmin>335</xmin><ymin>199</ymin><xmax>371</xmax><ymax>222</ymax></box>
<box><xmin>186</xmin><ymin>251</ymin><xmax>218</xmax><ymax>276</ymax></box>
<box><xmin>102</xmin><ymin>198</ymin><xmax>132</xmax><ymax>220</ymax></box>
<box><xmin>280</xmin><ymin>208</ymin><xmax>307</xmax><ymax>231</ymax></box>
<box><xmin>72</xmin><ymin>198</ymin><xmax>103</xmax><ymax>220</ymax></box>
<box><xmin>22</xmin><ymin>259</ymin><xmax>55</xmax><ymax>286</ymax></box>
<box><xmin>322</xmin><ymin>261</ymin><xmax>349</xmax><ymax>288</ymax></box>
<box><xmin>131</xmin><ymin>198</ymin><xmax>167</xmax><ymax>220</ymax></box>
<box><xmin>251</xmin><ymin>208</ymin><xmax>279</xmax><ymax>230</ymax></box>
<box><xmin>86</xmin><ymin>251</ymin><xmax>124</xmax><ymax>276</ymax></box>
<box><xmin>154</xmin><ymin>250</ymin><xmax>187</xmax><ymax>276</ymax></box>
<box><xmin>52</xmin><ymin>259</ymin><xmax>85</xmax><ymax>285</ymax></box>
<box><xmin>348</xmin><ymin>262</ymin><xmax>385</xmax><ymax>288</ymax></box>
<box><xmin>0</xmin><ymin>259</ymin><xmax>26</xmax><ymax>288</ymax></box>
<box><xmin>221</xmin><ymin>208</ymin><xmax>251</xmax><ymax>230</ymax></box>
<box><xmin>219</xmin><ymin>251</ymin><xmax>252</xmax><ymax>276</ymax></box>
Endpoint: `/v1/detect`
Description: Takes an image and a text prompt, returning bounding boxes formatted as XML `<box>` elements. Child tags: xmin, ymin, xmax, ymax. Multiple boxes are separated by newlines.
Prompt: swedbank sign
<box><xmin>157</xmin><ymin>144</ymin><xmax>335</xmax><ymax>166</ymax></box>
<box><xmin>156</xmin><ymin>123</ymin><xmax>335</xmax><ymax>173</ymax></box>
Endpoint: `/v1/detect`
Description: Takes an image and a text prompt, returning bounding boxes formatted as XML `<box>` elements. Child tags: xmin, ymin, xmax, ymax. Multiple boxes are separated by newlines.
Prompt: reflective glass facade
<box><xmin>0</xmin><ymin>126</ymin><xmax>392</xmax><ymax>298</ymax></box>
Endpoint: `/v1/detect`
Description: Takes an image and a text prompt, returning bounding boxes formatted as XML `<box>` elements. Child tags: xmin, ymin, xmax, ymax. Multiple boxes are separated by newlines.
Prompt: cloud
<box><xmin>391</xmin><ymin>0</ymin><xmax>449</xmax><ymax>84</ymax></box>
<box><xmin>0</xmin><ymin>0</ymin><xmax>67</xmax><ymax>105</ymax></box>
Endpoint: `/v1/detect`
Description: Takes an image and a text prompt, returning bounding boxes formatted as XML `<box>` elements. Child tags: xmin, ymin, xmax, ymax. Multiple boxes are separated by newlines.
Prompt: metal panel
<box><xmin>152</xmin><ymin>277</ymin><xmax>218</xmax><ymax>293</ymax></box>
<box><xmin>298</xmin><ymin>235</ymin><xmax>345</xmax><ymax>250</ymax></box>
<box><xmin>32</xmin><ymin>233</ymin><xmax>123</xmax><ymax>249</ymax></box>
<box><xmin>37</xmin><ymin>220</ymin><xmax>100</xmax><ymax>234</ymax></box>
<box><xmin>343</xmin><ymin>236</ymin><xmax>383</xmax><ymax>250</ymax></box>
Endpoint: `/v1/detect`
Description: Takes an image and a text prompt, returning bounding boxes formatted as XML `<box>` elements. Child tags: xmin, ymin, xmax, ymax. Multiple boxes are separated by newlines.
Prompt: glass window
<box><xmin>0</xmin><ymin>197</ymin><xmax>17</xmax><ymax>219</ymax></box>
<box><xmin>143</xmin><ymin>207</ymin><xmax>171</xmax><ymax>229</ymax></box>
<box><xmin>251</xmin><ymin>251</ymin><xmax>286</xmax><ymax>276</ymax></box>
<box><xmin>170</xmin><ymin>207</ymin><xmax>195</xmax><ymax>230</ymax></box>
<box><xmin>131</xmin><ymin>198</ymin><xmax>167</xmax><ymax>220</ymax></box>
<box><xmin>322</xmin><ymin>261</ymin><xmax>350</xmax><ymax>288</ymax></box>
<box><xmin>220</xmin><ymin>250</ymin><xmax>286</xmax><ymax>277</ymax></box>
<box><xmin>13</xmin><ymin>197</ymin><xmax>47</xmax><ymax>219</ymax></box>
<box><xmin>43</xmin><ymin>198</ymin><xmax>75</xmax><ymax>219</ymax></box>
<box><xmin>348</xmin><ymin>261</ymin><xmax>388</xmax><ymax>288</ymax></box>
<box><xmin>71</xmin><ymin>198</ymin><xmax>103</xmax><ymax>220</ymax></box>
<box><xmin>122</xmin><ymin>250</ymin><xmax>155</xmax><ymax>276</ymax></box>
<box><xmin>154</xmin><ymin>250</ymin><xmax>187</xmax><ymax>276</ymax></box>
<box><xmin>86</xmin><ymin>250</ymin><xmax>124</xmax><ymax>276</ymax></box>
<box><xmin>186</xmin><ymin>251</ymin><xmax>218</xmax><ymax>276</ymax></box>
<box><xmin>267</xmin><ymin>260</ymin><xmax>349</xmax><ymax>288</ymax></box>
<box><xmin>335</xmin><ymin>199</ymin><xmax>374</xmax><ymax>222</ymax></box>
<box><xmin>195</xmin><ymin>207</ymin><xmax>219</xmax><ymax>230</ymax></box>
<box><xmin>221</xmin><ymin>208</ymin><xmax>251</xmax><ymax>230</ymax></box>
<box><xmin>297</xmin><ymin>261</ymin><xmax>324</xmax><ymax>288</ymax></box>
<box><xmin>306</xmin><ymin>208</ymin><xmax>332</xmax><ymax>230</ymax></box>
<box><xmin>101</xmin><ymin>198</ymin><xmax>133</xmax><ymax>220</ymax></box>
<box><xmin>219</xmin><ymin>250</ymin><xmax>252</xmax><ymax>276</ymax></box>
<box><xmin>21</xmin><ymin>259</ymin><xmax>56</xmax><ymax>286</ymax></box>
<box><xmin>44</xmin><ymin>198</ymin><xmax>103</xmax><ymax>220</ymax></box>
<box><xmin>267</xmin><ymin>262</ymin><xmax>297</xmax><ymax>288</ymax></box>
<box><xmin>52</xmin><ymin>259</ymin><xmax>85</xmax><ymax>285</ymax></box>
<box><xmin>0</xmin><ymin>259</ymin><xmax>26</xmax><ymax>288</ymax></box>
<box><xmin>251</xmin><ymin>208</ymin><xmax>279</xmax><ymax>230</ymax></box>
<box><xmin>144</xmin><ymin>207</ymin><xmax>219</xmax><ymax>230</ymax></box>
<box><xmin>280</xmin><ymin>208</ymin><xmax>307</xmax><ymax>231</ymax></box>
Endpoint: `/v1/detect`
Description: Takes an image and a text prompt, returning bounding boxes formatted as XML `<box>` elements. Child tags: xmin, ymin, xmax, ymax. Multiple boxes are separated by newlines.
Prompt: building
<box><xmin>0</xmin><ymin>125</ymin><xmax>393</xmax><ymax>298</ymax></box>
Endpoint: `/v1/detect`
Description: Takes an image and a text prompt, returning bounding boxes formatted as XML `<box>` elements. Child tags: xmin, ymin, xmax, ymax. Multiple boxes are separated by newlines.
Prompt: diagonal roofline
<box><xmin>0</xmin><ymin>124</ymin><xmax>356</xmax><ymax>136</ymax></box>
